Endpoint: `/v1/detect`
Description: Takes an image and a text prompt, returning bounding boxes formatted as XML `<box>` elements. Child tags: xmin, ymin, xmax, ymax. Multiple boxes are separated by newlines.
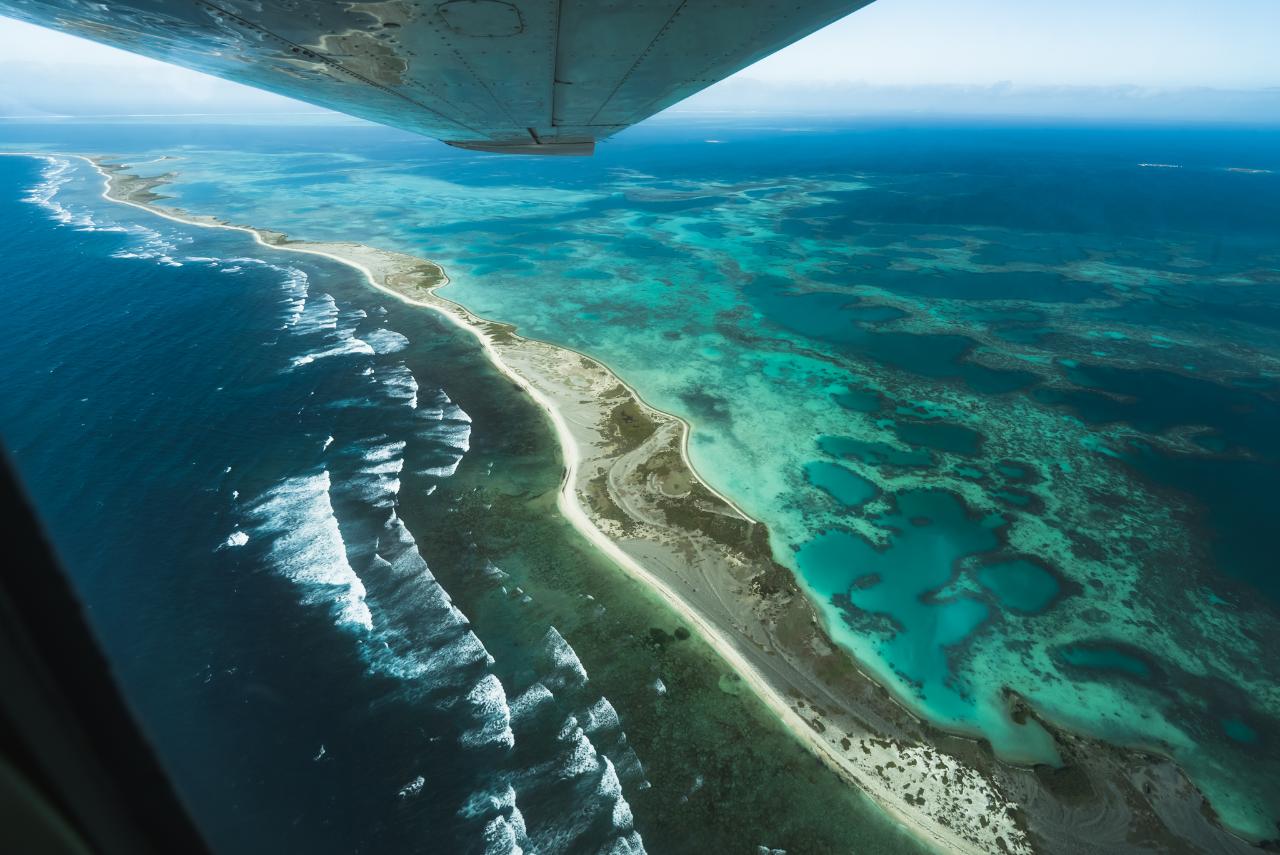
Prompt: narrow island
<box><xmin>88</xmin><ymin>155</ymin><xmax>1262</xmax><ymax>855</ymax></box>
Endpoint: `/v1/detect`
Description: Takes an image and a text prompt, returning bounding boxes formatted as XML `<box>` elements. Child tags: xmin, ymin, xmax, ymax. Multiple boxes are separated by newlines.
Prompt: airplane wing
<box><xmin>0</xmin><ymin>0</ymin><xmax>874</xmax><ymax>155</ymax></box>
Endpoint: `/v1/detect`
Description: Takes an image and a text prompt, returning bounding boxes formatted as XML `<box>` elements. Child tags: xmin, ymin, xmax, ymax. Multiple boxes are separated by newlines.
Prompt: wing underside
<box><xmin>0</xmin><ymin>0</ymin><xmax>872</xmax><ymax>154</ymax></box>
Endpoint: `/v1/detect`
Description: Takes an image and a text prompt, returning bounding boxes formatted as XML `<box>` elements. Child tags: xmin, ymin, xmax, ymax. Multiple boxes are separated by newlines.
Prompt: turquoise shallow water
<box><xmin>5</xmin><ymin>118</ymin><xmax>1278</xmax><ymax>839</ymax></box>
<box><xmin>805</xmin><ymin>460</ymin><xmax>878</xmax><ymax>508</ymax></box>
<box><xmin>977</xmin><ymin>561</ymin><xmax>1060</xmax><ymax>614</ymax></box>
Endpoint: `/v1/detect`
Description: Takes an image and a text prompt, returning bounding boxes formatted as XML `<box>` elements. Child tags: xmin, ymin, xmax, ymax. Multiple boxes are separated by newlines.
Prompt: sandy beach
<box><xmin>81</xmin><ymin>154</ymin><xmax>1263</xmax><ymax>855</ymax></box>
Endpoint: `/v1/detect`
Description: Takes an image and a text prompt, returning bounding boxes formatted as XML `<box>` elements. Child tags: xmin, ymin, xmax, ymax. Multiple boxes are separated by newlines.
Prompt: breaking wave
<box><xmin>378</xmin><ymin>362</ymin><xmax>419</xmax><ymax>410</ymax></box>
<box><xmin>25</xmin><ymin>156</ymin><xmax>189</xmax><ymax>265</ymax></box>
<box><xmin>416</xmin><ymin>389</ymin><xmax>472</xmax><ymax>477</ymax></box>
<box><xmin>365</xmin><ymin>327</ymin><xmax>410</xmax><ymax>354</ymax></box>
<box><xmin>347</xmin><ymin>436</ymin><xmax>406</xmax><ymax>507</ymax></box>
<box><xmin>460</xmin><ymin>674</ymin><xmax>516</xmax><ymax>750</ymax></box>
<box><xmin>245</xmin><ymin>470</ymin><xmax>373</xmax><ymax>631</ymax></box>
<box><xmin>289</xmin><ymin>296</ymin><xmax>374</xmax><ymax>367</ymax></box>
<box><xmin>541</xmin><ymin>627</ymin><xmax>589</xmax><ymax>692</ymax></box>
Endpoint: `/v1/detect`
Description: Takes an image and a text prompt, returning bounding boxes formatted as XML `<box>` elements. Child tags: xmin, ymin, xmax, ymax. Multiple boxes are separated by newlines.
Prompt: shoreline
<box><xmin>45</xmin><ymin>151</ymin><xmax>1263</xmax><ymax>855</ymax></box>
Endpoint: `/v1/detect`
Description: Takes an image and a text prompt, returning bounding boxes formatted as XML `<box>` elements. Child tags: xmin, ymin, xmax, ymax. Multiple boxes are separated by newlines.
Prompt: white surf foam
<box><xmin>460</xmin><ymin>782</ymin><xmax>518</xmax><ymax>819</ymax></box>
<box><xmin>459</xmin><ymin>784</ymin><xmax>530</xmax><ymax>855</ymax></box>
<box><xmin>276</xmin><ymin>265</ymin><xmax>310</xmax><ymax>327</ymax></box>
<box><xmin>108</xmin><ymin>221</ymin><xmax>189</xmax><ymax>266</ymax></box>
<box><xmin>247</xmin><ymin>470</ymin><xmax>372</xmax><ymax>631</ymax></box>
<box><xmin>288</xmin><ymin>295</ymin><xmax>374</xmax><ymax>367</ymax></box>
<box><xmin>599</xmin><ymin>758</ymin><xmax>633</xmax><ymax>830</ymax></box>
<box><xmin>24</xmin><ymin>159</ymin><xmax>201</xmax><ymax>260</ymax></box>
<box><xmin>291</xmin><ymin>291</ymin><xmax>339</xmax><ymax>335</ymax></box>
<box><xmin>397</xmin><ymin>775</ymin><xmax>426</xmax><ymax>799</ymax></box>
<box><xmin>528</xmin><ymin>730</ymin><xmax>646</xmax><ymax>854</ymax></box>
<box><xmin>580</xmin><ymin>697</ymin><xmax>621</xmax><ymax>736</ymax></box>
<box><xmin>482</xmin><ymin>816</ymin><xmax>524</xmax><ymax>855</ymax></box>
<box><xmin>509</xmin><ymin>682</ymin><xmax>554</xmax><ymax>723</ymax></box>
<box><xmin>542</xmin><ymin>627</ymin><xmax>589</xmax><ymax>692</ymax></box>
<box><xmin>23</xmin><ymin>157</ymin><xmax>111</xmax><ymax>231</ymax></box>
<box><xmin>364</xmin><ymin>327</ymin><xmax>410</xmax><ymax>354</ymax></box>
<box><xmin>420</xmin><ymin>389</ymin><xmax>472</xmax><ymax>424</ymax></box>
<box><xmin>460</xmin><ymin>674</ymin><xmax>515</xmax><ymax>750</ymax></box>
<box><xmin>477</xmin><ymin>561</ymin><xmax>509</xmax><ymax>584</ymax></box>
<box><xmin>415</xmin><ymin>390</ymin><xmax>472</xmax><ymax>477</ymax></box>
<box><xmin>506</xmin><ymin>804</ymin><xmax>528</xmax><ymax>844</ymax></box>
<box><xmin>347</xmin><ymin>437</ymin><xmax>406</xmax><ymax>506</ymax></box>
<box><xmin>611</xmin><ymin>745</ymin><xmax>648</xmax><ymax>790</ymax></box>
<box><xmin>425</xmin><ymin>630</ymin><xmax>494</xmax><ymax>675</ymax></box>
<box><xmin>379</xmin><ymin>363</ymin><xmax>419</xmax><ymax>409</ymax></box>
<box><xmin>601</xmin><ymin>832</ymin><xmax>646</xmax><ymax>855</ymax></box>
<box><xmin>556</xmin><ymin>719</ymin><xmax>603</xmax><ymax>780</ymax></box>
<box><xmin>221</xmin><ymin>530</ymin><xmax>249</xmax><ymax>548</ymax></box>
<box><xmin>291</xmin><ymin>335</ymin><xmax>375</xmax><ymax>367</ymax></box>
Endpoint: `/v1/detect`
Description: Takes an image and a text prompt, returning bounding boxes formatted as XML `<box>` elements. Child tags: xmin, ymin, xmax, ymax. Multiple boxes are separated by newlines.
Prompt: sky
<box><xmin>1</xmin><ymin>0</ymin><xmax>1279</xmax><ymax>122</ymax></box>
<box><xmin>747</xmin><ymin>0</ymin><xmax>1280</xmax><ymax>89</ymax></box>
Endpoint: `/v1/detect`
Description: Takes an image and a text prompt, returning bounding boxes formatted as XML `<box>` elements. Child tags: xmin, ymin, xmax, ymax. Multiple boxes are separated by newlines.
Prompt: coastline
<box><xmin>68</xmin><ymin>152</ymin><xmax>1265</xmax><ymax>855</ymax></box>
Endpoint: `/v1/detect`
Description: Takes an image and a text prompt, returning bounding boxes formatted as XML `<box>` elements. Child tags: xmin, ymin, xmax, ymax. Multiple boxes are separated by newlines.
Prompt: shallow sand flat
<box><xmin>88</xmin><ymin>156</ymin><xmax>1263</xmax><ymax>855</ymax></box>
